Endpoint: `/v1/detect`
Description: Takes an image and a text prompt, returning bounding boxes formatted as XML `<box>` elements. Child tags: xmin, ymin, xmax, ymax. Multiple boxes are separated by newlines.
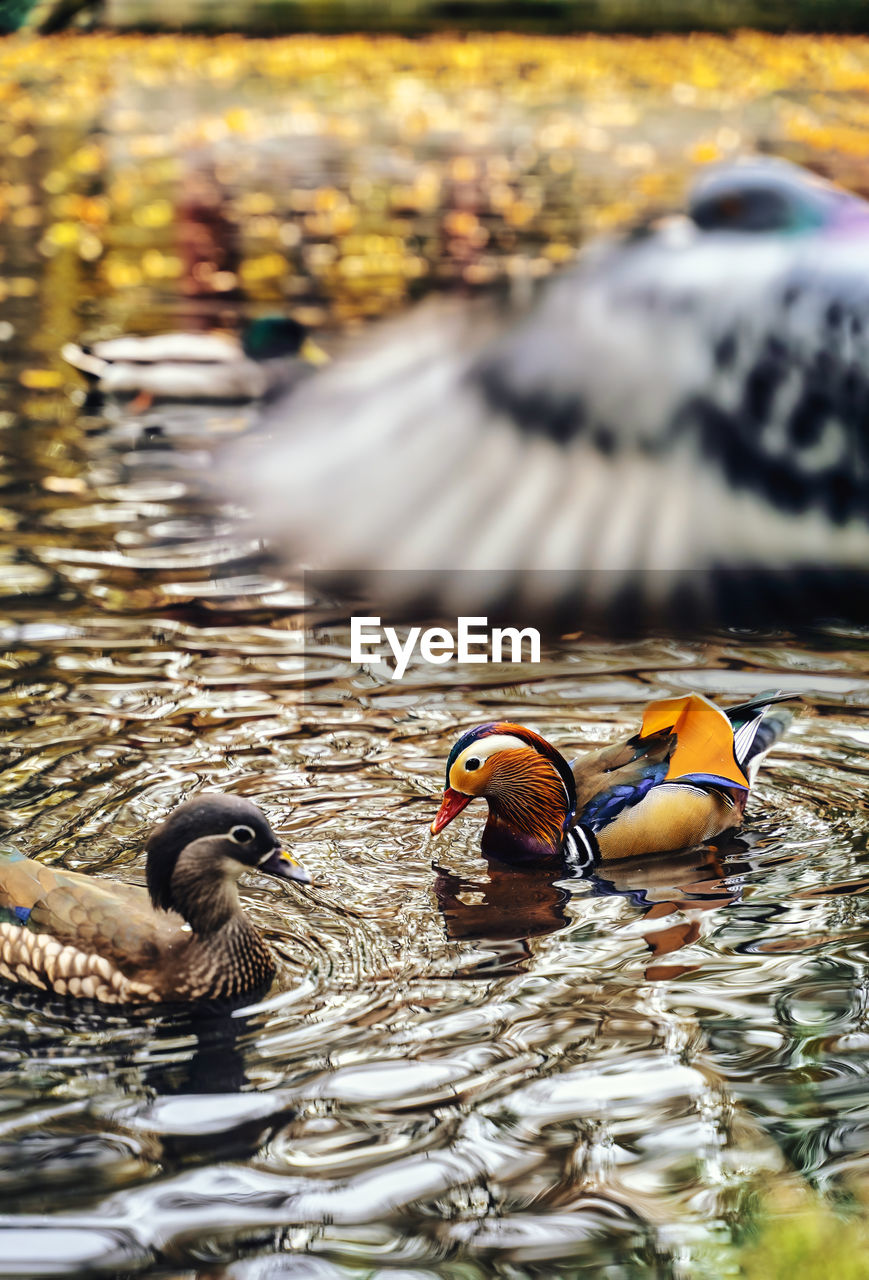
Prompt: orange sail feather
<box><xmin>639</xmin><ymin>694</ymin><xmax>749</xmax><ymax>790</ymax></box>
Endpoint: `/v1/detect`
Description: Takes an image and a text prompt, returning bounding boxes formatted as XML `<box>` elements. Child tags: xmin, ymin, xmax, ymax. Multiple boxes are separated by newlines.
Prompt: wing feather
<box><xmin>221</xmin><ymin>163</ymin><xmax>869</xmax><ymax>624</ymax></box>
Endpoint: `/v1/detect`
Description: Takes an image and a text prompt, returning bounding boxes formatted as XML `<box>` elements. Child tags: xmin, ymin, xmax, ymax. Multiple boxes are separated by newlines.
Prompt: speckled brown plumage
<box><xmin>0</xmin><ymin>794</ymin><xmax>311</xmax><ymax>1005</ymax></box>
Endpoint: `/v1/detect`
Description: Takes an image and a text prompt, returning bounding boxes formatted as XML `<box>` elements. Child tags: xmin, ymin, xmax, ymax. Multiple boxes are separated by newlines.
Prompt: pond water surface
<box><xmin>2</xmin><ymin>32</ymin><xmax>869</xmax><ymax>1280</ymax></box>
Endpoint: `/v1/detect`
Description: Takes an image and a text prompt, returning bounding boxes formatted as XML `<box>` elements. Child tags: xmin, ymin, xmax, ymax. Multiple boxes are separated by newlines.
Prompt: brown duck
<box><xmin>0</xmin><ymin>794</ymin><xmax>310</xmax><ymax>1005</ymax></box>
<box><xmin>431</xmin><ymin>692</ymin><xmax>793</xmax><ymax>868</ymax></box>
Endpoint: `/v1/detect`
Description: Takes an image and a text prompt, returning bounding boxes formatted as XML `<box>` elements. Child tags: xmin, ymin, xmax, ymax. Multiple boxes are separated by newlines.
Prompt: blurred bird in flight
<box><xmin>221</xmin><ymin>157</ymin><xmax>869</xmax><ymax>629</ymax></box>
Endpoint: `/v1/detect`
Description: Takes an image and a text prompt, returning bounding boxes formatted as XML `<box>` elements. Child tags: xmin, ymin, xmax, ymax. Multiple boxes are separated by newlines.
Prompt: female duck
<box><xmin>431</xmin><ymin>693</ymin><xmax>792</xmax><ymax>867</ymax></box>
<box><xmin>0</xmin><ymin>794</ymin><xmax>309</xmax><ymax>1004</ymax></box>
<box><xmin>62</xmin><ymin>317</ymin><xmax>326</xmax><ymax>403</ymax></box>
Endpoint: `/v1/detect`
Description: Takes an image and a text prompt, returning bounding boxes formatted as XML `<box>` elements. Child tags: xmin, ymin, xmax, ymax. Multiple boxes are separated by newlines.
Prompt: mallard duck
<box><xmin>0</xmin><ymin>794</ymin><xmax>310</xmax><ymax>1005</ymax></box>
<box><xmin>431</xmin><ymin>692</ymin><xmax>793</xmax><ymax>866</ymax></box>
<box><xmin>222</xmin><ymin>157</ymin><xmax>869</xmax><ymax>628</ymax></box>
<box><xmin>62</xmin><ymin>316</ymin><xmax>327</xmax><ymax>403</ymax></box>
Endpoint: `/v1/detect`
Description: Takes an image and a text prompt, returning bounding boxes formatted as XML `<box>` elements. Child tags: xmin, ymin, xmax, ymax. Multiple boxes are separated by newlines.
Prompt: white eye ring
<box><xmin>228</xmin><ymin>824</ymin><xmax>256</xmax><ymax>844</ymax></box>
<box><xmin>465</xmin><ymin>757</ymin><xmax>481</xmax><ymax>771</ymax></box>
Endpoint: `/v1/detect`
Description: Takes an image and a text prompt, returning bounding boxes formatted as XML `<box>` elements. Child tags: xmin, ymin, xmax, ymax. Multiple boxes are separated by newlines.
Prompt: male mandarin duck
<box><xmin>431</xmin><ymin>693</ymin><xmax>792</xmax><ymax>867</ymax></box>
<box><xmin>220</xmin><ymin>157</ymin><xmax>869</xmax><ymax>628</ymax></box>
<box><xmin>62</xmin><ymin>316</ymin><xmax>327</xmax><ymax>403</ymax></box>
<box><xmin>0</xmin><ymin>794</ymin><xmax>310</xmax><ymax>1005</ymax></box>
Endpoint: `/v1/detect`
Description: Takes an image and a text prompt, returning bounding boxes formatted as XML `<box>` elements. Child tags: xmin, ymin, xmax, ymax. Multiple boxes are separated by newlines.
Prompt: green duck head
<box><xmin>241</xmin><ymin>316</ymin><xmax>310</xmax><ymax>361</ymax></box>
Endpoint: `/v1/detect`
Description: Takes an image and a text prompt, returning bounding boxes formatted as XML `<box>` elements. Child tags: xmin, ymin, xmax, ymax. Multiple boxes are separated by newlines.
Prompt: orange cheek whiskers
<box><xmin>487</xmin><ymin>756</ymin><xmax>570</xmax><ymax>849</ymax></box>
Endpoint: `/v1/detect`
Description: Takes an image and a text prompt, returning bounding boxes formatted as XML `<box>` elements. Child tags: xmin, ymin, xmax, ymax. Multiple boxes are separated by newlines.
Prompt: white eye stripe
<box><xmin>456</xmin><ymin>734</ymin><xmax>529</xmax><ymax>767</ymax></box>
<box><xmin>450</xmin><ymin>734</ymin><xmax>529</xmax><ymax>788</ymax></box>
<box><xmin>453</xmin><ymin>733</ymin><xmax>574</xmax><ymax>809</ymax></box>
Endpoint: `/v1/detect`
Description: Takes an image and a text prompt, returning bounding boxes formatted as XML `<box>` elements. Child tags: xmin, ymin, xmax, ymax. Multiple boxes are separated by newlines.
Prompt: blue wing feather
<box><xmin>580</xmin><ymin>761</ymin><xmax>668</xmax><ymax>833</ymax></box>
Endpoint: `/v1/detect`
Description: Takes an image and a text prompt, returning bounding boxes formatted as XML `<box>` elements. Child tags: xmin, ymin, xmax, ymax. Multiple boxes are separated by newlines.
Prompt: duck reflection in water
<box><xmin>588</xmin><ymin>838</ymin><xmax>751</xmax><ymax>981</ymax></box>
<box><xmin>433</xmin><ymin>858</ymin><xmax>571</xmax><ymax>969</ymax></box>
<box><xmin>433</xmin><ymin>841</ymin><xmax>748</xmax><ymax>980</ymax></box>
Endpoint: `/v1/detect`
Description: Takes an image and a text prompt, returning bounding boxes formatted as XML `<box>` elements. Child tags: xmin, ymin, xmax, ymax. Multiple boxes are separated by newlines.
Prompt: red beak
<box><xmin>430</xmin><ymin>788</ymin><xmax>472</xmax><ymax>835</ymax></box>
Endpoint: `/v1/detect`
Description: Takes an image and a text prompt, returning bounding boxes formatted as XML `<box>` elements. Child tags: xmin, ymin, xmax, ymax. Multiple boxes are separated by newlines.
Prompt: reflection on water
<box><xmin>2</xmin><ymin>608</ymin><xmax>868</xmax><ymax>1276</ymax></box>
<box><xmin>1</xmin><ymin>30</ymin><xmax>869</xmax><ymax>1280</ymax></box>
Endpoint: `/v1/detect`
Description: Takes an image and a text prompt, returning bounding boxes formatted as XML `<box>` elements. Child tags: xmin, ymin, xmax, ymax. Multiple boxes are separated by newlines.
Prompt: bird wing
<box><xmin>588</xmin><ymin>783</ymin><xmax>740</xmax><ymax>861</ymax></box>
<box><xmin>571</xmin><ymin>693</ymin><xmax>750</xmax><ymax>857</ymax></box>
<box><xmin>221</xmin><ymin>174</ymin><xmax>869</xmax><ymax>625</ymax></box>
<box><xmin>0</xmin><ymin>850</ymin><xmax>184</xmax><ymax>972</ymax></box>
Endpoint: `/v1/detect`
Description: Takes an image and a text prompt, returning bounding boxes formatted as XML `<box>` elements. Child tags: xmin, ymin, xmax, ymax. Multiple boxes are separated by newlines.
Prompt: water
<box><xmin>4</xmin><ymin>628</ymin><xmax>869</xmax><ymax>1279</ymax></box>
<box><xmin>2</xmin><ymin>31</ymin><xmax>869</xmax><ymax>1279</ymax></box>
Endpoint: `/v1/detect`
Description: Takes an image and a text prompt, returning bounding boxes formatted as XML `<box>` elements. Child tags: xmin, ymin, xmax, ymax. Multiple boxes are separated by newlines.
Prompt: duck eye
<box><xmin>465</xmin><ymin>757</ymin><xmax>481</xmax><ymax>772</ymax></box>
<box><xmin>228</xmin><ymin>824</ymin><xmax>256</xmax><ymax>844</ymax></box>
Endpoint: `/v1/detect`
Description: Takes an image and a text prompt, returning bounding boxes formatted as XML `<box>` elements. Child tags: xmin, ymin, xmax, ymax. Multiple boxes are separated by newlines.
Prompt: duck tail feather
<box><xmin>725</xmin><ymin>690</ymin><xmax>798</xmax><ymax>723</ymax></box>
<box><xmin>731</xmin><ymin>695</ymin><xmax>794</xmax><ymax>774</ymax></box>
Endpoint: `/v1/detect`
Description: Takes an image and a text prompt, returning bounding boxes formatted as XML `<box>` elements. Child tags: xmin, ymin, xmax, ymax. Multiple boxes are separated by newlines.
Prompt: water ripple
<box><xmin>1</xmin><ymin>38</ymin><xmax>869</xmax><ymax>1277</ymax></box>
